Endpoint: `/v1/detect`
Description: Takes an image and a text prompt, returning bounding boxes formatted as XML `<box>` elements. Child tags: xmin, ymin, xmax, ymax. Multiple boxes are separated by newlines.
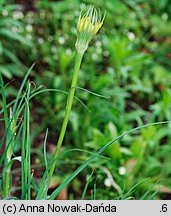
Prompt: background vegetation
<box><xmin>0</xmin><ymin>0</ymin><xmax>171</xmax><ymax>199</ymax></box>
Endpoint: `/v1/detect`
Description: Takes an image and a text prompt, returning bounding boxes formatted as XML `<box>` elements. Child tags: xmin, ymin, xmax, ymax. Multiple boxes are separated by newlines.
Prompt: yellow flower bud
<box><xmin>75</xmin><ymin>5</ymin><xmax>105</xmax><ymax>53</ymax></box>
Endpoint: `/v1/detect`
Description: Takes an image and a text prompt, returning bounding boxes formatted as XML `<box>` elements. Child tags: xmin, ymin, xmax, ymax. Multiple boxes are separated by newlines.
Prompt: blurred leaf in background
<box><xmin>0</xmin><ymin>0</ymin><xmax>32</xmax><ymax>79</ymax></box>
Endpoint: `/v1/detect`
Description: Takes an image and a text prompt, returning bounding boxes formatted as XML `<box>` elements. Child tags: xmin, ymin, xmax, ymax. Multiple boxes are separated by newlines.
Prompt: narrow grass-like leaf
<box><xmin>31</xmin><ymin>178</ymin><xmax>39</xmax><ymax>195</ymax></box>
<box><xmin>6</xmin><ymin>157</ymin><xmax>21</xmax><ymax>171</ymax></box>
<box><xmin>148</xmin><ymin>189</ymin><xmax>159</xmax><ymax>200</ymax></box>
<box><xmin>36</xmin><ymin>147</ymin><xmax>109</xmax><ymax>199</ymax></box>
<box><xmin>25</xmin><ymin>84</ymin><xmax>31</xmax><ymax>200</ymax></box>
<box><xmin>0</xmin><ymin>73</ymin><xmax>9</xmax><ymax>128</ymax></box>
<box><xmin>0</xmin><ymin>118</ymin><xmax>12</xmax><ymax>121</ymax></box>
<box><xmin>3</xmin><ymin>196</ymin><xmax>19</xmax><ymax>200</ymax></box>
<box><xmin>93</xmin><ymin>183</ymin><xmax>97</xmax><ymax>200</ymax></box>
<box><xmin>81</xmin><ymin>171</ymin><xmax>93</xmax><ymax>200</ymax></box>
<box><xmin>12</xmin><ymin>62</ymin><xmax>35</xmax><ymax>115</ymax></box>
<box><xmin>0</xmin><ymin>120</ymin><xmax>22</xmax><ymax>166</ymax></box>
<box><xmin>74</xmin><ymin>86</ymin><xmax>111</xmax><ymax>99</ymax></box>
<box><xmin>21</xmin><ymin>105</ymin><xmax>27</xmax><ymax>199</ymax></box>
<box><xmin>30</xmin><ymin>89</ymin><xmax>91</xmax><ymax>112</ymax></box>
<box><xmin>140</xmin><ymin>180</ymin><xmax>160</xmax><ymax>200</ymax></box>
<box><xmin>0</xmin><ymin>88</ymin><xmax>91</xmax><ymax>115</ymax></box>
<box><xmin>49</xmin><ymin>121</ymin><xmax>170</xmax><ymax>200</ymax></box>
<box><xmin>44</xmin><ymin>129</ymin><xmax>49</xmax><ymax>169</ymax></box>
<box><xmin>59</xmin><ymin>148</ymin><xmax>110</xmax><ymax>160</ymax></box>
<box><xmin>122</xmin><ymin>178</ymin><xmax>151</xmax><ymax>200</ymax></box>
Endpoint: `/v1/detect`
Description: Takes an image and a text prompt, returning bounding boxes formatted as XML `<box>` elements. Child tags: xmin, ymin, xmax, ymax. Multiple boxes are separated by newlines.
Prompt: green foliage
<box><xmin>0</xmin><ymin>0</ymin><xmax>171</xmax><ymax>200</ymax></box>
<box><xmin>0</xmin><ymin>1</ymin><xmax>31</xmax><ymax>79</ymax></box>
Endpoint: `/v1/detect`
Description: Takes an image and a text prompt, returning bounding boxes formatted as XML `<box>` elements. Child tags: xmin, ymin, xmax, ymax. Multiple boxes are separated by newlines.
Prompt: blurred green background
<box><xmin>1</xmin><ymin>0</ymin><xmax>171</xmax><ymax>199</ymax></box>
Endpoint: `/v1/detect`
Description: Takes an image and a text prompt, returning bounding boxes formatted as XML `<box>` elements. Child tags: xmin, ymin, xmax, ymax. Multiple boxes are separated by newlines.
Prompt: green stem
<box><xmin>3</xmin><ymin>169</ymin><xmax>10</xmax><ymax>197</ymax></box>
<box><xmin>48</xmin><ymin>51</ymin><xmax>84</xmax><ymax>181</ymax></box>
<box><xmin>0</xmin><ymin>73</ymin><xmax>11</xmax><ymax>197</ymax></box>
